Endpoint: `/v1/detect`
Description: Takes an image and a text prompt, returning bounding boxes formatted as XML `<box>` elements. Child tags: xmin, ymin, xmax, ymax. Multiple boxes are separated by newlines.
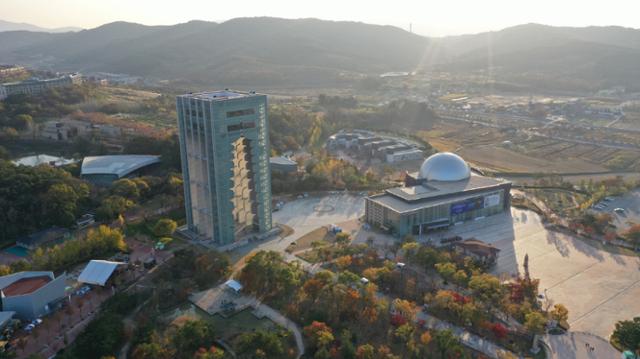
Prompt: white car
<box><xmin>24</xmin><ymin>324</ymin><xmax>35</xmax><ymax>332</ymax></box>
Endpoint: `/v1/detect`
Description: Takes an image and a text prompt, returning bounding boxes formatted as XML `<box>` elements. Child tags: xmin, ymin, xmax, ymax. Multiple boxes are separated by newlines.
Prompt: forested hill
<box><xmin>0</xmin><ymin>17</ymin><xmax>429</xmax><ymax>87</ymax></box>
<box><xmin>3</xmin><ymin>19</ymin><xmax>640</xmax><ymax>90</ymax></box>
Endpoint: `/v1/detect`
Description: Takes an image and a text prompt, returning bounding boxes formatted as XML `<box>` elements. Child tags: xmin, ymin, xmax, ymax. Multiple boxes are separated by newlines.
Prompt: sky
<box><xmin>3</xmin><ymin>0</ymin><xmax>640</xmax><ymax>36</ymax></box>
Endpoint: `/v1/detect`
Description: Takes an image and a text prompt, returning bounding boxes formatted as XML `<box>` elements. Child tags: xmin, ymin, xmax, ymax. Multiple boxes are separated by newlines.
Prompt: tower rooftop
<box><xmin>180</xmin><ymin>90</ymin><xmax>261</xmax><ymax>101</ymax></box>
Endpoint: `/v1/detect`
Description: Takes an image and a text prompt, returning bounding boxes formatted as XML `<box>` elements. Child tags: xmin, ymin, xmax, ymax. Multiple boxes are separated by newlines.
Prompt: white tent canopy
<box><xmin>224</xmin><ymin>279</ymin><xmax>243</xmax><ymax>293</ymax></box>
<box><xmin>78</xmin><ymin>260</ymin><xmax>123</xmax><ymax>286</ymax></box>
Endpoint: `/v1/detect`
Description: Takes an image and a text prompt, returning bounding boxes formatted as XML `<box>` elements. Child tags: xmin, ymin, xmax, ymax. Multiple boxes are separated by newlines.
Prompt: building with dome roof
<box><xmin>365</xmin><ymin>152</ymin><xmax>511</xmax><ymax>237</ymax></box>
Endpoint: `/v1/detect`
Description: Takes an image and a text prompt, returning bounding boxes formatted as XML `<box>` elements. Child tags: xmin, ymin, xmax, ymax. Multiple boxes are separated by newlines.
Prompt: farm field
<box><xmin>420</xmin><ymin>121</ymin><xmax>640</xmax><ymax>174</ymax></box>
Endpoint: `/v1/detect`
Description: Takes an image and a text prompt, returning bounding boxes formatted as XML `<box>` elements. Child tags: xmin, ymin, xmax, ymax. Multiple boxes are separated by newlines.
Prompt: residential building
<box><xmin>365</xmin><ymin>152</ymin><xmax>511</xmax><ymax>237</ymax></box>
<box><xmin>0</xmin><ymin>272</ymin><xmax>66</xmax><ymax>320</ymax></box>
<box><xmin>176</xmin><ymin>90</ymin><xmax>272</xmax><ymax>246</ymax></box>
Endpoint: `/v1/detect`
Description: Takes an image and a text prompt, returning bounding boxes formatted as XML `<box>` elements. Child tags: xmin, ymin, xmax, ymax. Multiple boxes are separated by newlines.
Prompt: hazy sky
<box><xmin>3</xmin><ymin>0</ymin><xmax>640</xmax><ymax>36</ymax></box>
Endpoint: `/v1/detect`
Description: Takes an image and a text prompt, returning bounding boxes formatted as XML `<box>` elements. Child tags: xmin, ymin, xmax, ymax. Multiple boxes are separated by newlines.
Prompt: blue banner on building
<box><xmin>450</xmin><ymin>197</ymin><xmax>484</xmax><ymax>215</ymax></box>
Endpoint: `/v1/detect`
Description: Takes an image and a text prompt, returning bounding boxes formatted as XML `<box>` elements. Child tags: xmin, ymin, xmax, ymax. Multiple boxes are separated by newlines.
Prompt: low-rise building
<box><xmin>80</xmin><ymin>155</ymin><xmax>161</xmax><ymax>185</ymax></box>
<box><xmin>270</xmin><ymin>156</ymin><xmax>298</xmax><ymax>173</ymax></box>
<box><xmin>451</xmin><ymin>238</ymin><xmax>500</xmax><ymax>266</ymax></box>
<box><xmin>0</xmin><ymin>272</ymin><xmax>67</xmax><ymax>320</ymax></box>
<box><xmin>386</xmin><ymin>149</ymin><xmax>424</xmax><ymax>163</ymax></box>
<box><xmin>2</xmin><ymin>73</ymin><xmax>82</xmax><ymax>97</ymax></box>
<box><xmin>78</xmin><ymin>260</ymin><xmax>124</xmax><ymax>287</ymax></box>
<box><xmin>365</xmin><ymin>153</ymin><xmax>511</xmax><ymax>237</ymax></box>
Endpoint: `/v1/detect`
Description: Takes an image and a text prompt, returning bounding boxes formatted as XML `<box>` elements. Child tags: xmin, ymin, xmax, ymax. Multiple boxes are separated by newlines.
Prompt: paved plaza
<box><xmin>273</xmin><ymin>192</ymin><xmax>365</xmax><ymax>240</ymax></box>
<box><xmin>426</xmin><ymin>207</ymin><xmax>640</xmax><ymax>340</ymax></box>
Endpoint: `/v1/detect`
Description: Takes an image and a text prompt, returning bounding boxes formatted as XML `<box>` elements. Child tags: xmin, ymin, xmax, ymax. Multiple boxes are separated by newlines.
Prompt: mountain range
<box><xmin>1</xmin><ymin>17</ymin><xmax>639</xmax><ymax>91</ymax></box>
<box><xmin>0</xmin><ymin>19</ymin><xmax>81</xmax><ymax>33</ymax></box>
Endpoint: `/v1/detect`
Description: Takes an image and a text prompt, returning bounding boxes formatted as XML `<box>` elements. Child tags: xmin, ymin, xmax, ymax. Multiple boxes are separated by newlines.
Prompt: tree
<box><xmin>193</xmin><ymin>251</ymin><xmax>230</xmax><ymax>289</ymax></box>
<box><xmin>453</xmin><ymin>270</ymin><xmax>468</xmax><ymax>286</ymax></box>
<box><xmin>434</xmin><ymin>262</ymin><xmax>456</xmax><ymax>283</ymax></box>
<box><xmin>304</xmin><ymin>321</ymin><xmax>334</xmax><ymax>351</ymax></box>
<box><xmin>97</xmin><ymin>195</ymin><xmax>133</xmax><ymax>221</ymax></box>
<box><xmin>239</xmin><ymin>251</ymin><xmax>302</xmax><ymax>301</ymax></box>
<box><xmin>132</xmin><ymin>343</ymin><xmax>173</xmax><ymax>359</ymax></box>
<box><xmin>194</xmin><ymin>346</ymin><xmax>225</xmax><ymax>359</ymax></box>
<box><xmin>112</xmin><ymin>179</ymin><xmax>140</xmax><ymax>199</ymax></box>
<box><xmin>172</xmin><ymin>320</ymin><xmax>216</xmax><ymax>359</ymax></box>
<box><xmin>355</xmin><ymin>344</ymin><xmax>375</xmax><ymax>359</ymax></box>
<box><xmin>524</xmin><ymin>312</ymin><xmax>547</xmax><ymax>335</ymax></box>
<box><xmin>433</xmin><ymin>329</ymin><xmax>462</xmax><ymax>359</ymax></box>
<box><xmin>42</xmin><ymin>182</ymin><xmax>84</xmax><ymax>227</ymax></box>
<box><xmin>612</xmin><ymin>317</ymin><xmax>640</xmax><ymax>353</ymax></box>
<box><xmin>624</xmin><ymin>224</ymin><xmax>640</xmax><ymax>245</ymax></box>
<box><xmin>11</xmin><ymin>114</ymin><xmax>33</xmax><ymax>131</ymax></box>
<box><xmin>71</xmin><ymin>312</ymin><xmax>125</xmax><ymax>359</ymax></box>
<box><xmin>336</xmin><ymin>232</ymin><xmax>351</xmax><ymax>246</ymax></box>
<box><xmin>490</xmin><ymin>323</ymin><xmax>508</xmax><ymax>340</ymax></box>
<box><xmin>468</xmin><ymin>273</ymin><xmax>503</xmax><ymax>304</ymax></box>
<box><xmin>153</xmin><ymin>218</ymin><xmax>178</xmax><ymax>237</ymax></box>
<box><xmin>0</xmin><ymin>146</ymin><xmax>9</xmax><ymax>160</ymax></box>
<box><xmin>340</xmin><ymin>329</ymin><xmax>356</xmax><ymax>359</ymax></box>
<box><xmin>236</xmin><ymin>330</ymin><xmax>286</xmax><ymax>358</ymax></box>
<box><xmin>549</xmin><ymin>304</ymin><xmax>569</xmax><ymax>323</ymax></box>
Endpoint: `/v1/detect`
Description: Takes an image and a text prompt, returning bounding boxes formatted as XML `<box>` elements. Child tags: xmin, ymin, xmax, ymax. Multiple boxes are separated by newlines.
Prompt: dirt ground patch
<box><xmin>286</xmin><ymin>227</ymin><xmax>332</xmax><ymax>253</ymax></box>
<box><xmin>458</xmin><ymin>145</ymin><xmax>607</xmax><ymax>173</ymax></box>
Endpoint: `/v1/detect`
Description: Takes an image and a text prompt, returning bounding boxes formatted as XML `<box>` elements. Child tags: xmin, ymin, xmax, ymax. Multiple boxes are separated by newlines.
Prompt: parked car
<box><xmin>614</xmin><ymin>208</ymin><xmax>626</xmax><ymax>214</ymax></box>
<box><xmin>23</xmin><ymin>324</ymin><xmax>35</xmax><ymax>332</ymax></box>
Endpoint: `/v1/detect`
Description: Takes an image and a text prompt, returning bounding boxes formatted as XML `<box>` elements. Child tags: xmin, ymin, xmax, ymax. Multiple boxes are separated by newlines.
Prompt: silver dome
<box><xmin>418</xmin><ymin>152</ymin><xmax>470</xmax><ymax>182</ymax></box>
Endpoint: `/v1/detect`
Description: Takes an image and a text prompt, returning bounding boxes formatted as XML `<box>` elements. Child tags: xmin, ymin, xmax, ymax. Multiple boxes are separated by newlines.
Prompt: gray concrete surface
<box><xmin>273</xmin><ymin>192</ymin><xmax>365</xmax><ymax>242</ymax></box>
<box><xmin>426</xmin><ymin>207</ymin><xmax>640</xmax><ymax>340</ymax></box>
<box><xmin>543</xmin><ymin>332</ymin><xmax>619</xmax><ymax>359</ymax></box>
<box><xmin>601</xmin><ymin>189</ymin><xmax>640</xmax><ymax>232</ymax></box>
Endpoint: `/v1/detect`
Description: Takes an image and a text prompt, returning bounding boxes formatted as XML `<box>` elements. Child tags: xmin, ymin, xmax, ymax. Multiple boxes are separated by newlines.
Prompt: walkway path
<box><xmin>415</xmin><ymin>309</ymin><xmax>520</xmax><ymax>359</ymax></box>
<box><xmin>542</xmin><ymin>332</ymin><xmax>619</xmax><ymax>359</ymax></box>
<box><xmin>252</xmin><ymin>301</ymin><xmax>305</xmax><ymax>359</ymax></box>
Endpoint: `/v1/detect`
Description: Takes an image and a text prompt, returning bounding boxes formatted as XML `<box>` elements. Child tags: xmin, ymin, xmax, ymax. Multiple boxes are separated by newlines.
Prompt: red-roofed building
<box><xmin>0</xmin><ymin>272</ymin><xmax>66</xmax><ymax>320</ymax></box>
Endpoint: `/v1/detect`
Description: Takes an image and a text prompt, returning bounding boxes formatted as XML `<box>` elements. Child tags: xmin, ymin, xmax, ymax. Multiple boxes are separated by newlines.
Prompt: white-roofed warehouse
<box><xmin>77</xmin><ymin>260</ymin><xmax>124</xmax><ymax>286</ymax></box>
<box><xmin>81</xmin><ymin>155</ymin><xmax>160</xmax><ymax>185</ymax></box>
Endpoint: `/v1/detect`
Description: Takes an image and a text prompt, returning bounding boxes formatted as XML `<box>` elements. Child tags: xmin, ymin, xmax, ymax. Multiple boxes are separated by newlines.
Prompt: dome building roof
<box><xmin>418</xmin><ymin>152</ymin><xmax>470</xmax><ymax>182</ymax></box>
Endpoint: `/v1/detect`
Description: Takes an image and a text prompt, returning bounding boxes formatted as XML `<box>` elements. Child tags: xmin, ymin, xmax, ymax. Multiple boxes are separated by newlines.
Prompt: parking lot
<box><xmin>428</xmin><ymin>207</ymin><xmax>640</xmax><ymax>339</ymax></box>
<box><xmin>598</xmin><ymin>189</ymin><xmax>640</xmax><ymax>232</ymax></box>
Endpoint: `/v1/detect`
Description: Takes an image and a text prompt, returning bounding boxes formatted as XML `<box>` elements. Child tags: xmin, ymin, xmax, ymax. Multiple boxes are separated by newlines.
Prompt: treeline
<box><xmin>0</xmin><ymin>156</ymin><xmax>183</xmax><ymax>247</ymax></box>
<box><xmin>0</xmin><ymin>160</ymin><xmax>90</xmax><ymax>245</ymax></box>
<box><xmin>129</xmin><ymin>249</ymin><xmax>232</xmax><ymax>358</ymax></box>
<box><xmin>269</xmin><ymin>96</ymin><xmax>437</xmax><ymax>155</ymax></box>
<box><xmin>271</xmin><ymin>152</ymin><xmax>382</xmax><ymax>193</ymax></box>
<box><xmin>58</xmin><ymin>291</ymin><xmax>147</xmax><ymax>359</ymax></box>
<box><xmin>0</xmin><ymin>84</ymin><xmax>95</xmax><ymax>121</ymax></box>
<box><xmin>0</xmin><ymin>225</ymin><xmax>127</xmax><ymax>275</ymax></box>
<box><xmin>123</xmin><ymin>135</ymin><xmax>181</xmax><ymax>171</ymax></box>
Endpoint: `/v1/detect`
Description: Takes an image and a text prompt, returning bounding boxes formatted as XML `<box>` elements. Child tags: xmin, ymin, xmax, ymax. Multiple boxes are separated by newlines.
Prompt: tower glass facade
<box><xmin>176</xmin><ymin>91</ymin><xmax>272</xmax><ymax>246</ymax></box>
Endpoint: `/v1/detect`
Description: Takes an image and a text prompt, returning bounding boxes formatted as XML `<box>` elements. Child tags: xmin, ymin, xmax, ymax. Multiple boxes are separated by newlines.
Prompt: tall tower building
<box><xmin>176</xmin><ymin>90</ymin><xmax>272</xmax><ymax>246</ymax></box>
